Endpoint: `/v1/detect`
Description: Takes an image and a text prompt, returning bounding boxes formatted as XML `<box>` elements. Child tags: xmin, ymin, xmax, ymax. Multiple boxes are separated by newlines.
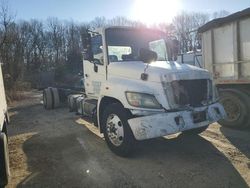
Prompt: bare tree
<box><xmin>65</xmin><ymin>21</ymin><xmax>82</xmax><ymax>73</ymax></box>
<box><xmin>47</xmin><ymin>17</ymin><xmax>65</xmax><ymax>64</ymax></box>
<box><xmin>0</xmin><ymin>0</ymin><xmax>21</xmax><ymax>90</ymax></box>
<box><xmin>155</xmin><ymin>23</ymin><xmax>176</xmax><ymax>37</ymax></box>
<box><xmin>173</xmin><ymin>11</ymin><xmax>209</xmax><ymax>53</ymax></box>
<box><xmin>0</xmin><ymin>0</ymin><xmax>14</xmax><ymax>49</ymax></box>
<box><xmin>90</xmin><ymin>17</ymin><xmax>107</xmax><ymax>28</ymax></box>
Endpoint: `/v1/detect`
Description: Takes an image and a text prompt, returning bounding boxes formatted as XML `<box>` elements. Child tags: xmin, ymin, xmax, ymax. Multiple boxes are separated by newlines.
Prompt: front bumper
<box><xmin>128</xmin><ymin>102</ymin><xmax>226</xmax><ymax>140</ymax></box>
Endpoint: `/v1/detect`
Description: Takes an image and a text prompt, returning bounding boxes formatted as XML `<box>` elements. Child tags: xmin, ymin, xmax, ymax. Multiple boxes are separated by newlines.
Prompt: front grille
<box><xmin>162</xmin><ymin>79</ymin><xmax>212</xmax><ymax>109</ymax></box>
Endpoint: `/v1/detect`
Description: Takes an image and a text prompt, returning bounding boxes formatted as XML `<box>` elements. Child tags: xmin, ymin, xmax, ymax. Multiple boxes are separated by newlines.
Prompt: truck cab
<box><xmin>79</xmin><ymin>26</ymin><xmax>226</xmax><ymax>156</ymax></box>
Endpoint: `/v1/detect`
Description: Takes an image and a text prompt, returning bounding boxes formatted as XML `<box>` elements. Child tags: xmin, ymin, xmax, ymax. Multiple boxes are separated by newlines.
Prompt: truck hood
<box><xmin>108</xmin><ymin>61</ymin><xmax>211</xmax><ymax>82</ymax></box>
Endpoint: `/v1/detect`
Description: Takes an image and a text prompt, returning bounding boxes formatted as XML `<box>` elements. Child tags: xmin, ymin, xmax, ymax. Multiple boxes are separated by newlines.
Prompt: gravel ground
<box><xmin>5</xmin><ymin>90</ymin><xmax>250</xmax><ymax>188</ymax></box>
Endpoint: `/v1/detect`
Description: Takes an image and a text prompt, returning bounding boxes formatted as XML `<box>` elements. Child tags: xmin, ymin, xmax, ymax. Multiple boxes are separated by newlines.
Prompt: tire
<box><xmin>0</xmin><ymin>133</ymin><xmax>10</xmax><ymax>187</ymax></box>
<box><xmin>102</xmin><ymin>103</ymin><xmax>135</xmax><ymax>157</ymax></box>
<box><xmin>51</xmin><ymin>88</ymin><xmax>60</xmax><ymax>108</ymax></box>
<box><xmin>218</xmin><ymin>89</ymin><xmax>250</xmax><ymax>129</ymax></box>
<box><xmin>43</xmin><ymin>88</ymin><xmax>53</xmax><ymax>110</ymax></box>
<box><xmin>182</xmin><ymin>125</ymin><xmax>208</xmax><ymax>135</ymax></box>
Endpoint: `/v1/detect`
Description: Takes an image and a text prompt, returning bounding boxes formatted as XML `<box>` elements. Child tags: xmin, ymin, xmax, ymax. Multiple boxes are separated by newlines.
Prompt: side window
<box><xmin>91</xmin><ymin>35</ymin><xmax>104</xmax><ymax>65</ymax></box>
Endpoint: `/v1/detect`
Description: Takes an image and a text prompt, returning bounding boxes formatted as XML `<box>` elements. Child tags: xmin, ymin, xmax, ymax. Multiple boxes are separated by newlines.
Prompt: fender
<box><xmin>97</xmin><ymin>95</ymin><xmax>123</xmax><ymax>133</ymax></box>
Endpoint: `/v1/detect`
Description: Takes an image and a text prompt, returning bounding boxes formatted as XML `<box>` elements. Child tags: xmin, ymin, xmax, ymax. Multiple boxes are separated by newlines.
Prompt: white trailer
<box><xmin>0</xmin><ymin>64</ymin><xmax>10</xmax><ymax>187</ymax></box>
<box><xmin>44</xmin><ymin>26</ymin><xmax>226</xmax><ymax>156</ymax></box>
<box><xmin>198</xmin><ymin>8</ymin><xmax>250</xmax><ymax>129</ymax></box>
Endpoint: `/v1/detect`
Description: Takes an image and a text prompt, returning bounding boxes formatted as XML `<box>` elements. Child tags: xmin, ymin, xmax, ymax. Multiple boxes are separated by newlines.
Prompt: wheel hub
<box><xmin>106</xmin><ymin>114</ymin><xmax>124</xmax><ymax>146</ymax></box>
<box><xmin>222</xmin><ymin>98</ymin><xmax>240</xmax><ymax>122</ymax></box>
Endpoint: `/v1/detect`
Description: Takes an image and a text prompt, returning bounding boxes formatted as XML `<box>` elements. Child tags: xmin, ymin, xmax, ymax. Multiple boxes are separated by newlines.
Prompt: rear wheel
<box><xmin>0</xmin><ymin>133</ymin><xmax>10</xmax><ymax>187</ymax></box>
<box><xmin>218</xmin><ymin>89</ymin><xmax>250</xmax><ymax>129</ymax></box>
<box><xmin>102</xmin><ymin>103</ymin><xmax>135</xmax><ymax>157</ymax></box>
<box><xmin>51</xmin><ymin>88</ymin><xmax>60</xmax><ymax>108</ymax></box>
<box><xmin>43</xmin><ymin>88</ymin><xmax>53</xmax><ymax>110</ymax></box>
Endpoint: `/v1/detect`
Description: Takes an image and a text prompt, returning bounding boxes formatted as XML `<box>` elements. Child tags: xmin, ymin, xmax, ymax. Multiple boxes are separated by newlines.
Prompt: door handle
<box><xmin>94</xmin><ymin>64</ymin><xmax>98</xmax><ymax>72</ymax></box>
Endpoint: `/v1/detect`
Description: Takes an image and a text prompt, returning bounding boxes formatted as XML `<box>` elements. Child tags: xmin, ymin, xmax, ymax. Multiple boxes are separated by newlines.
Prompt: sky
<box><xmin>6</xmin><ymin>0</ymin><xmax>250</xmax><ymax>24</ymax></box>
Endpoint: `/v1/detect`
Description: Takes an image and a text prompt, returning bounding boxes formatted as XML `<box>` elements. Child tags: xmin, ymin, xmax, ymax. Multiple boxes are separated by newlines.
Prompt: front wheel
<box><xmin>0</xmin><ymin>133</ymin><xmax>10</xmax><ymax>187</ymax></box>
<box><xmin>102</xmin><ymin>103</ymin><xmax>135</xmax><ymax>157</ymax></box>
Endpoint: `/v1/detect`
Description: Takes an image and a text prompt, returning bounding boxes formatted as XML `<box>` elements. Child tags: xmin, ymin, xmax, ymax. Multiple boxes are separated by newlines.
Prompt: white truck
<box><xmin>0</xmin><ymin>64</ymin><xmax>10</xmax><ymax>187</ymax></box>
<box><xmin>43</xmin><ymin>26</ymin><xmax>226</xmax><ymax>156</ymax></box>
<box><xmin>198</xmin><ymin>8</ymin><xmax>250</xmax><ymax>129</ymax></box>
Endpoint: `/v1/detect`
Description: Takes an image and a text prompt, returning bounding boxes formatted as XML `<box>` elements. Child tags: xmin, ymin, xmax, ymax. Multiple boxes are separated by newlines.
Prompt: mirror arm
<box><xmin>94</xmin><ymin>63</ymin><xmax>98</xmax><ymax>72</ymax></box>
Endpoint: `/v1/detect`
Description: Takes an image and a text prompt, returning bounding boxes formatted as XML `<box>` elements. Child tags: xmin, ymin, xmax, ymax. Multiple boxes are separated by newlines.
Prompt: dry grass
<box><xmin>6</xmin><ymin>90</ymin><xmax>29</xmax><ymax>103</ymax></box>
<box><xmin>5</xmin><ymin>81</ymin><xmax>32</xmax><ymax>103</ymax></box>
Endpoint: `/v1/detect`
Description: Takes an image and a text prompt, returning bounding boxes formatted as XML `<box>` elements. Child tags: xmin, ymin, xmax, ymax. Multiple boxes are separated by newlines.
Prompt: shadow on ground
<box><xmin>8</xmin><ymin>102</ymin><xmax>249</xmax><ymax>188</ymax></box>
<box><xmin>220</xmin><ymin>126</ymin><xmax>250</xmax><ymax>159</ymax></box>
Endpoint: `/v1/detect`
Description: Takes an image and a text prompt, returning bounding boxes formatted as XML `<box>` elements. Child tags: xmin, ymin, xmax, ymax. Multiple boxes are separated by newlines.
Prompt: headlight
<box><xmin>125</xmin><ymin>92</ymin><xmax>162</xmax><ymax>109</ymax></box>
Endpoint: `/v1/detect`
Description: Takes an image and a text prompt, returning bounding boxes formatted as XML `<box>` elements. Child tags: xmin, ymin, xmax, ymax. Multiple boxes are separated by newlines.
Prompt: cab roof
<box><xmin>94</xmin><ymin>26</ymin><xmax>166</xmax><ymax>35</ymax></box>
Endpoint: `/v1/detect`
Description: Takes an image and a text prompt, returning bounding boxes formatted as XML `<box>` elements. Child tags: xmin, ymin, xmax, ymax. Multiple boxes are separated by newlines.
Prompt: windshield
<box><xmin>106</xmin><ymin>28</ymin><xmax>170</xmax><ymax>62</ymax></box>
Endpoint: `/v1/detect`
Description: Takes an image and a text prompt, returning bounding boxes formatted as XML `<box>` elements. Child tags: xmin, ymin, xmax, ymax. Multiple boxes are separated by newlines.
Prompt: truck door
<box><xmin>83</xmin><ymin>34</ymin><xmax>106</xmax><ymax>99</ymax></box>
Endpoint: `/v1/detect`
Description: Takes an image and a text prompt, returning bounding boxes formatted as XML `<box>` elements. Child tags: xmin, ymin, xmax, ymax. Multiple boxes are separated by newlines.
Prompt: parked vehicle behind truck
<box><xmin>43</xmin><ymin>26</ymin><xmax>226</xmax><ymax>156</ymax></box>
<box><xmin>0</xmin><ymin>63</ymin><xmax>10</xmax><ymax>187</ymax></box>
<box><xmin>198</xmin><ymin>8</ymin><xmax>250</xmax><ymax>129</ymax></box>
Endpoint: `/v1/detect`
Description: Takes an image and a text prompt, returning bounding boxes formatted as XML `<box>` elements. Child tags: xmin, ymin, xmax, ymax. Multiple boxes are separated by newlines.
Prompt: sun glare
<box><xmin>131</xmin><ymin>0</ymin><xmax>181</xmax><ymax>25</ymax></box>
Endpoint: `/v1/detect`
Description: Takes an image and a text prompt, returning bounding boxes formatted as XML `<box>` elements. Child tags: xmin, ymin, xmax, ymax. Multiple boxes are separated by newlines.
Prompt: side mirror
<box><xmin>83</xmin><ymin>33</ymin><xmax>93</xmax><ymax>61</ymax></box>
<box><xmin>139</xmin><ymin>48</ymin><xmax>158</xmax><ymax>63</ymax></box>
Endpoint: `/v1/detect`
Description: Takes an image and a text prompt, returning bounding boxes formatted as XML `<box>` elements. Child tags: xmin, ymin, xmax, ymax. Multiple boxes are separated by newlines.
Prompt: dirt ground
<box><xmin>5</xmin><ymin>90</ymin><xmax>250</xmax><ymax>188</ymax></box>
